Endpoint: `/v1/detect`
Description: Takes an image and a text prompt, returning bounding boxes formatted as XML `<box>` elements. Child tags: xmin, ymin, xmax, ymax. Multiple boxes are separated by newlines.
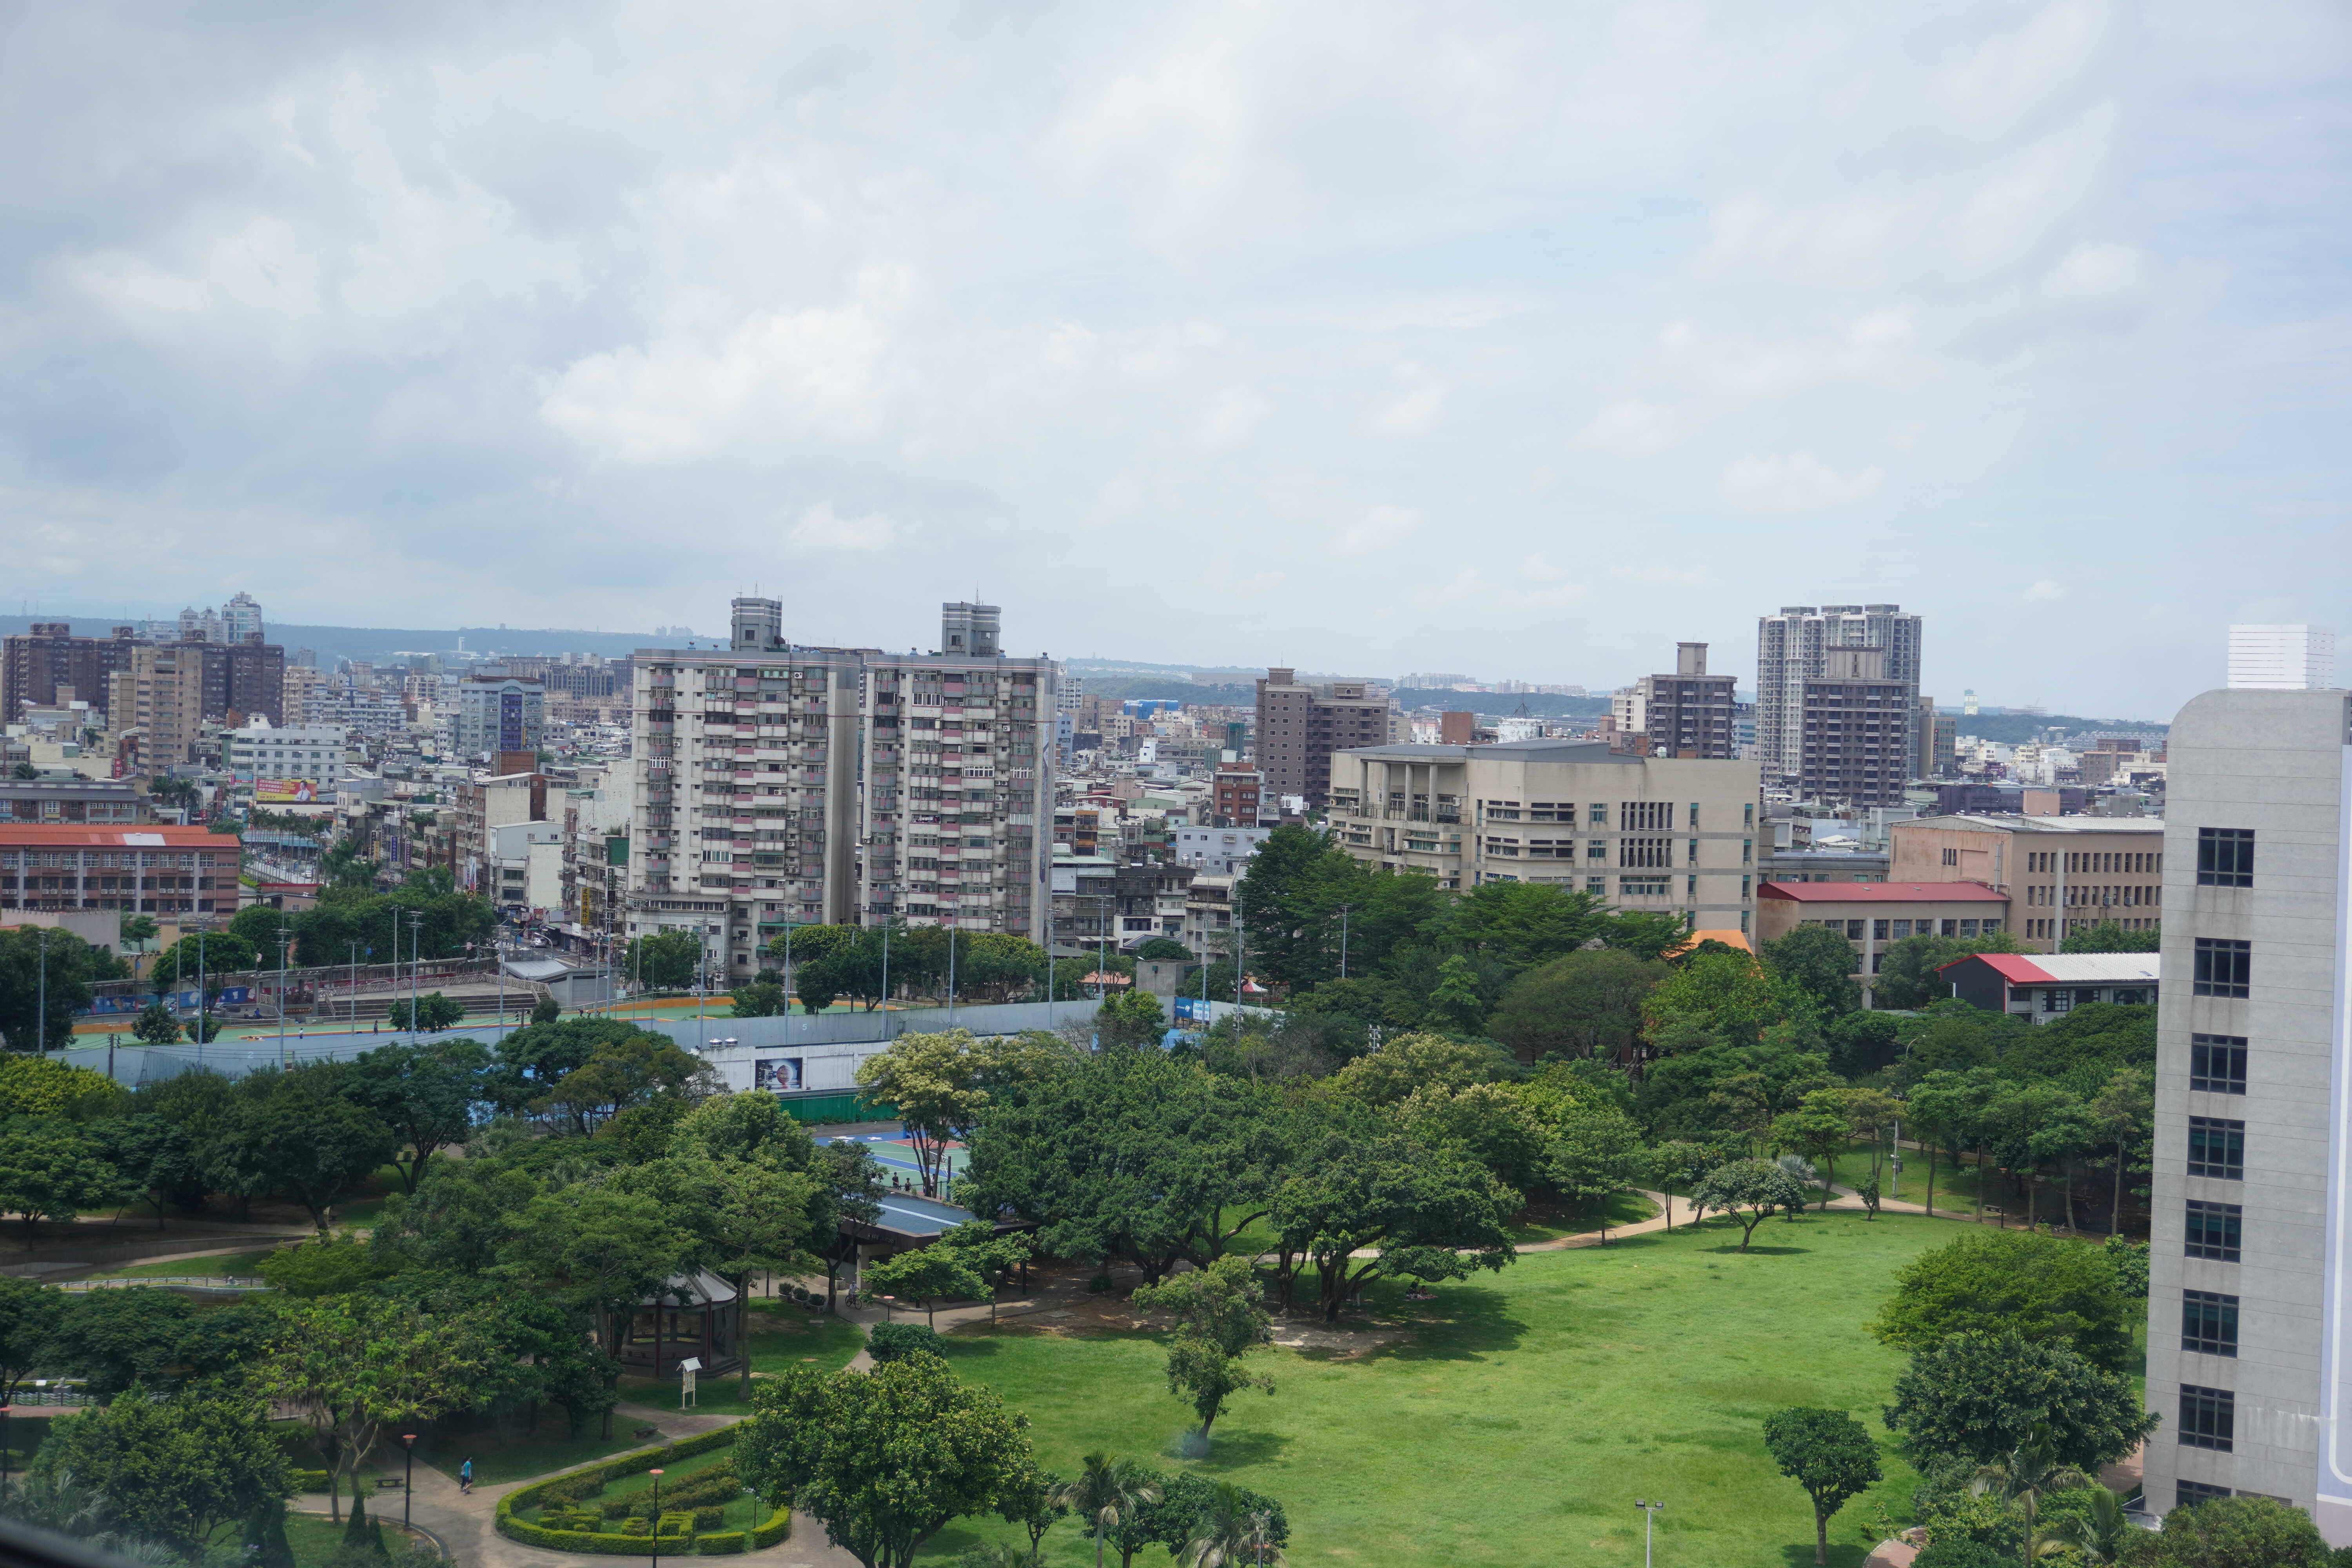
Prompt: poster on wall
<box><xmin>255</xmin><ymin>779</ymin><xmax>319</xmax><ymax>803</ymax></box>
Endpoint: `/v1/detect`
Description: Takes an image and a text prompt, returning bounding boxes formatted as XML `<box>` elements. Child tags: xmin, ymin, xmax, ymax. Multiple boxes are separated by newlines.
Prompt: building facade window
<box><xmin>2182</xmin><ymin>1290</ymin><xmax>2239</xmax><ymax>1357</ymax></box>
<box><xmin>2193</xmin><ymin>938</ymin><xmax>2251</xmax><ymax>998</ymax></box>
<box><xmin>2187</xmin><ymin>1118</ymin><xmax>2245</xmax><ymax>1181</ymax></box>
<box><xmin>2176</xmin><ymin>1481</ymin><xmax>2233</xmax><ymax>1506</ymax></box>
<box><xmin>2185</xmin><ymin>1200</ymin><xmax>2242</xmax><ymax>1262</ymax></box>
<box><xmin>2190</xmin><ymin>1034</ymin><xmax>2249</xmax><ymax>1094</ymax></box>
<box><xmin>2178</xmin><ymin>1386</ymin><xmax>2234</xmax><ymax>1451</ymax></box>
<box><xmin>2196</xmin><ymin>827</ymin><xmax>2254</xmax><ymax>888</ymax></box>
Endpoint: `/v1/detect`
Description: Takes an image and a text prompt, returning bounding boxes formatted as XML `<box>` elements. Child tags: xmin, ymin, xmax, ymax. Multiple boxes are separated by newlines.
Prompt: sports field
<box><xmin>915</xmin><ymin>1210</ymin><xmax>1956</xmax><ymax>1567</ymax></box>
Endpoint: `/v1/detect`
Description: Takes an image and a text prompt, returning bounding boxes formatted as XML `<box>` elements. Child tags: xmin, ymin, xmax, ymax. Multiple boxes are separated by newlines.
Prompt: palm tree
<box><xmin>1049</xmin><ymin>1453</ymin><xmax>1161</xmax><ymax>1568</ymax></box>
<box><xmin>1181</xmin><ymin>1484</ymin><xmax>1285</xmax><ymax>1568</ymax></box>
<box><xmin>2054</xmin><ymin>1486</ymin><xmax>2133</xmax><ymax>1563</ymax></box>
<box><xmin>1972</xmin><ymin>1428</ymin><xmax>2092</xmax><ymax>1565</ymax></box>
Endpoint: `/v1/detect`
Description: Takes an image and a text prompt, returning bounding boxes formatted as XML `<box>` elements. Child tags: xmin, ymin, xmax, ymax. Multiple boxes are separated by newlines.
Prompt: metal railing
<box><xmin>60</xmin><ymin>1276</ymin><xmax>267</xmax><ymax>1294</ymax></box>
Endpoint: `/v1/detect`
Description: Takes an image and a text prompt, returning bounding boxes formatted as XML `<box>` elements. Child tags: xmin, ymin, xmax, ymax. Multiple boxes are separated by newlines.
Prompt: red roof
<box><xmin>1757</xmin><ymin>880</ymin><xmax>2008</xmax><ymax>903</ymax></box>
<box><xmin>0</xmin><ymin>825</ymin><xmax>239</xmax><ymax>848</ymax></box>
<box><xmin>1942</xmin><ymin>952</ymin><xmax>2053</xmax><ymax>984</ymax></box>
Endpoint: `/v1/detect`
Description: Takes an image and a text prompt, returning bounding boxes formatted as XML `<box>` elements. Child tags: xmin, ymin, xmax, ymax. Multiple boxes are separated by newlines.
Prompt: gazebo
<box><xmin>620</xmin><ymin>1270</ymin><xmax>742</xmax><ymax>1376</ymax></box>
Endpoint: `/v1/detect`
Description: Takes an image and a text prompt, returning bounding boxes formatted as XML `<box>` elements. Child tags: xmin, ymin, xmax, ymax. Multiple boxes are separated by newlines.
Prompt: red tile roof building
<box><xmin>0</xmin><ymin>824</ymin><xmax>244</xmax><ymax>917</ymax></box>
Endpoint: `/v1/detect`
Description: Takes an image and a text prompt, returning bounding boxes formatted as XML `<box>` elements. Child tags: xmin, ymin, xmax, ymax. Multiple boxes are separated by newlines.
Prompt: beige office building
<box><xmin>1327</xmin><ymin>739</ymin><xmax>1761</xmax><ymax>935</ymax></box>
<box><xmin>1889</xmin><ymin>813</ymin><xmax>2166</xmax><ymax>952</ymax></box>
<box><xmin>105</xmin><ymin>644</ymin><xmax>206</xmax><ymax>770</ymax></box>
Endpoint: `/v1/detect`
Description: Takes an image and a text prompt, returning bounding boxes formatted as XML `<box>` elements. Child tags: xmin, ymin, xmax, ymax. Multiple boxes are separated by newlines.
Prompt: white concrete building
<box><xmin>490</xmin><ymin>820</ymin><xmax>566</xmax><ymax>917</ymax></box>
<box><xmin>1173</xmin><ymin>826</ymin><xmax>1270</xmax><ymax>875</ymax></box>
<box><xmin>223</xmin><ymin>720</ymin><xmax>347</xmax><ymax>791</ymax></box>
<box><xmin>625</xmin><ymin>597</ymin><xmax>1057</xmax><ymax>980</ymax></box>
<box><xmin>2228</xmin><ymin>624</ymin><xmax>2336</xmax><ymax>691</ymax></box>
<box><xmin>2143</xmin><ymin>686</ymin><xmax>2352</xmax><ymax>1538</ymax></box>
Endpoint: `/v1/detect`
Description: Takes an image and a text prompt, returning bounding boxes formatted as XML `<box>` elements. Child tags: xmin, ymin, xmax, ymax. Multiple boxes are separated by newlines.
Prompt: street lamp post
<box><xmin>406</xmin><ymin>909</ymin><xmax>424</xmax><ymax>1035</ymax></box>
<box><xmin>401</xmin><ymin>1434</ymin><xmax>416</xmax><ymax>1527</ymax></box>
<box><xmin>276</xmin><ymin>921</ymin><xmax>294</xmax><ymax>1066</ymax></box>
<box><xmin>1635</xmin><ymin>1499</ymin><xmax>1662</xmax><ymax>1568</ymax></box>
<box><xmin>648</xmin><ymin>1469</ymin><xmax>664</xmax><ymax>1568</ymax></box>
<box><xmin>33</xmin><ymin>930</ymin><xmax>49</xmax><ymax>1057</ymax></box>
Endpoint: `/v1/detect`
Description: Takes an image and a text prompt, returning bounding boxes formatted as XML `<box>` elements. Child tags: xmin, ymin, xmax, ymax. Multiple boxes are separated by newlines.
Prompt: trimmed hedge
<box><xmin>495</xmin><ymin>1426</ymin><xmax>788</xmax><ymax>1557</ymax></box>
<box><xmin>292</xmin><ymin>1470</ymin><xmax>331</xmax><ymax>1492</ymax></box>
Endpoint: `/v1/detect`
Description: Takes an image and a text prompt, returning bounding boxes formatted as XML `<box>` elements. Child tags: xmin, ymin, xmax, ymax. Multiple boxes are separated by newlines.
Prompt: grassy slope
<box><xmin>920</xmin><ymin>1211</ymin><xmax>1955</xmax><ymax>1568</ymax></box>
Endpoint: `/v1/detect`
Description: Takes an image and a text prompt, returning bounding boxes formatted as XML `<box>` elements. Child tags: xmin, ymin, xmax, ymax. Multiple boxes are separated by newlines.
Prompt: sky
<box><xmin>2</xmin><ymin>2</ymin><xmax>2347</xmax><ymax>720</ymax></box>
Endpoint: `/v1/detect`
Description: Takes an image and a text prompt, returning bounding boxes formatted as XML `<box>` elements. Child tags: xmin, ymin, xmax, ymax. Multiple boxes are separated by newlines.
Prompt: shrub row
<box><xmin>496</xmin><ymin>1426</ymin><xmax>784</xmax><ymax>1556</ymax></box>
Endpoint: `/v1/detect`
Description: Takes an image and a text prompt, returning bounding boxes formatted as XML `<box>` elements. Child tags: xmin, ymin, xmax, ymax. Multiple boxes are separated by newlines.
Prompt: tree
<box><xmin>1882</xmin><ymin>1330</ymin><xmax>2158</xmax><ymax>1471</ymax></box>
<box><xmin>680</xmin><ymin>1157</ymin><xmax>827</xmax><ymax>1398</ymax></box>
<box><xmin>131</xmin><ymin>1001</ymin><xmax>183</xmax><ymax>1045</ymax></box>
<box><xmin>529</xmin><ymin>993</ymin><xmax>560</xmax><ymax>1024</ymax></box>
<box><xmin>1969</xmin><ymin>1428</ymin><xmax>2091</xmax><ymax>1565</ymax></box>
<box><xmin>26</xmin><ymin>1385</ymin><xmax>291</xmax><ymax>1554</ymax></box>
<box><xmin>1868</xmin><ymin>1229</ymin><xmax>2136</xmax><ymax>1372</ymax></box>
<box><xmin>0</xmin><ymin>927</ymin><xmax>120</xmax><ymax>1051</ymax></box>
<box><xmin>1642</xmin><ymin>949</ymin><xmax>1787</xmax><ymax>1047</ymax></box>
<box><xmin>529</xmin><ymin>1031</ymin><xmax>713</xmax><ymax>1134</ymax></box>
<box><xmin>855</xmin><ymin>1029</ymin><xmax>999</xmax><ymax>1196</ymax></box>
<box><xmin>0</xmin><ymin>1276</ymin><xmax>58</xmax><ymax>1403</ymax></box>
<box><xmin>627</xmin><ymin>929</ymin><xmax>704</xmax><ymax>991</ymax></box>
<box><xmin>253</xmin><ymin>1232</ymin><xmax>394</xmax><ymax>1297</ymax></box>
<box><xmin>1131</xmin><ymin>1255</ymin><xmax>1274</xmax><ymax>1446</ymax></box>
<box><xmin>149</xmin><ymin>930</ymin><xmax>261</xmax><ymax>989</ymax></box>
<box><xmin>1118</xmin><ymin>1475</ymin><xmax>1289</xmax><ymax>1568</ymax></box>
<box><xmin>2089</xmin><ymin>1067</ymin><xmax>2154</xmax><ymax>1236</ymax></box>
<box><xmin>2145</xmin><ymin>1494</ymin><xmax>2334</xmax><ymax>1567</ymax></box>
<box><xmin>2062</xmin><ymin>920</ymin><xmax>2160</xmax><ymax>954</ymax></box>
<box><xmin>499</xmin><ymin>1181</ymin><xmax>685</xmax><ymax>1355</ymax></box>
<box><xmin>0</xmin><ymin>1121</ymin><xmax>130</xmax><ymax>1238</ymax></box>
<box><xmin>1872</xmin><ymin>932</ymin><xmax>2030</xmax><ymax>1010</ymax></box>
<box><xmin>40</xmin><ymin>1287</ymin><xmax>200</xmax><ymax>1401</ymax></box>
<box><xmin>1051</xmin><ymin>1452</ymin><xmax>1164</xmax><ymax>1568</ymax></box>
<box><xmin>1328</xmin><ymin>1031</ymin><xmax>1512</xmax><ymax>1108</ymax></box>
<box><xmin>1761</xmin><ymin>1407</ymin><xmax>1880</xmax><ymax>1566</ymax></box>
<box><xmin>1485</xmin><ymin>948</ymin><xmax>1668</xmax><ymax>1062</ymax></box>
<box><xmin>996</xmin><ymin>1463</ymin><xmax>1067</xmax><ymax>1566</ymax></box>
<box><xmin>230</xmin><ymin>1075</ymin><xmax>397</xmax><ymax>1230</ymax></box>
<box><xmin>343</xmin><ymin>1038</ymin><xmax>491</xmax><ymax>1193</ymax></box>
<box><xmin>731</xmin><ymin>978</ymin><xmax>788</xmax><ymax>1017</ymax></box>
<box><xmin>259</xmin><ymin>1294</ymin><xmax>490</xmax><ymax>1523</ymax></box>
<box><xmin>1769</xmin><ymin>1094</ymin><xmax>1851</xmax><ymax>1210</ymax></box>
<box><xmin>1133</xmin><ymin>938</ymin><xmax>1193</xmax><ymax>963</ymax></box>
<box><xmin>1095</xmin><ymin>991</ymin><xmax>1167</xmax><ymax>1049</ymax></box>
<box><xmin>737</xmin><ymin>1354</ymin><xmax>1037</xmax><ymax>1568</ymax></box>
<box><xmin>1543</xmin><ymin>1107</ymin><xmax>1646</xmax><ymax>1239</ymax></box>
<box><xmin>1762</xmin><ymin>924</ymin><xmax>1863</xmax><ymax>1016</ymax></box>
<box><xmin>863</xmin><ymin>1245</ymin><xmax>988</xmax><ymax>1330</ymax></box>
<box><xmin>1268</xmin><ymin>1132</ymin><xmax>1516</xmax><ymax>1321</ymax></box>
<box><xmin>1689</xmin><ymin>1159</ymin><xmax>1807</xmax><ymax>1251</ymax></box>
<box><xmin>1178</xmin><ymin>1481</ymin><xmax>1287</xmax><ymax>1568</ymax></box>
<box><xmin>386</xmin><ymin>992</ymin><xmax>465</xmax><ymax>1033</ymax></box>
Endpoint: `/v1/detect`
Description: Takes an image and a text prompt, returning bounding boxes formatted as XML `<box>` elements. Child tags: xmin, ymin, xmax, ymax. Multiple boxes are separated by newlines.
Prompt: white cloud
<box><xmin>1367</xmin><ymin>360</ymin><xmax>1448</xmax><ymax>436</ymax></box>
<box><xmin>1575</xmin><ymin>400</ymin><xmax>1670</xmax><ymax>455</ymax></box>
<box><xmin>1721</xmin><ymin>453</ymin><xmax>1887</xmax><ymax>513</ymax></box>
<box><xmin>2024</xmin><ymin>579</ymin><xmax>2068</xmax><ymax>601</ymax></box>
<box><xmin>1196</xmin><ymin>385</ymin><xmax>1272</xmax><ymax>449</ymax></box>
<box><xmin>784</xmin><ymin>503</ymin><xmax>898</xmax><ymax>557</ymax></box>
<box><xmin>1339</xmin><ymin>504</ymin><xmax>1420</xmax><ymax>552</ymax></box>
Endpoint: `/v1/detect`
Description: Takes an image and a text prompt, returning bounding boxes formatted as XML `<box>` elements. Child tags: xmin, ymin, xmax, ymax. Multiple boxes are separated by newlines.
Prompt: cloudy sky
<box><xmin>4</xmin><ymin>2</ymin><xmax>2346</xmax><ymax>717</ymax></box>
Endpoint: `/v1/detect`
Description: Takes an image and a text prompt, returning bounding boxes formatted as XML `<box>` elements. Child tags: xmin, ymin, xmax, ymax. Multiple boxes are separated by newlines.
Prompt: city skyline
<box><xmin>0</xmin><ymin>6</ymin><xmax>2344</xmax><ymax>717</ymax></box>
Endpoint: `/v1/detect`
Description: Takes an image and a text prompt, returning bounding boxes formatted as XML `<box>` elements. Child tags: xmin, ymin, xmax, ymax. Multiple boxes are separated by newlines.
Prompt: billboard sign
<box><xmin>255</xmin><ymin>779</ymin><xmax>320</xmax><ymax>803</ymax></box>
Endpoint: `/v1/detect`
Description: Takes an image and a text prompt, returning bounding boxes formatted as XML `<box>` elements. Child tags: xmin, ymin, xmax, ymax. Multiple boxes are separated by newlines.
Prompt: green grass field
<box><xmin>1504</xmin><ymin>1190</ymin><xmax>1658</xmax><ymax>1245</ymax></box>
<box><xmin>80</xmin><ymin>1246</ymin><xmax>287</xmax><ymax>1280</ymax></box>
<box><xmin>916</xmin><ymin>1210</ymin><xmax>1962</xmax><ymax>1568</ymax></box>
<box><xmin>617</xmin><ymin>1307</ymin><xmax>866</xmax><ymax>1414</ymax></box>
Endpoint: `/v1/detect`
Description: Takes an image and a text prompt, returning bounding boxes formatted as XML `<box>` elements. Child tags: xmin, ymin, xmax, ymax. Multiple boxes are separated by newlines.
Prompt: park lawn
<box><xmin>411</xmin><ymin>1404</ymin><xmax>650</xmax><ymax>1487</ymax></box>
<box><xmin>1505</xmin><ymin>1190</ymin><xmax>1658</xmax><ymax>1245</ymax></box>
<box><xmin>81</xmin><ymin>1246</ymin><xmax>286</xmax><ymax>1280</ymax></box>
<box><xmin>231</xmin><ymin>1511</ymin><xmax>434</xmax><ymax>1567</ymax></box>
<box><xmin>918</xmin><ymin>1210</ymin><xmax>1965</xmax><ymax>1568</ymax></box>
<box><xmin>621</xmin><ymin>1307</ymin><xmax>866</xmax><ymax>1414</ymax></box>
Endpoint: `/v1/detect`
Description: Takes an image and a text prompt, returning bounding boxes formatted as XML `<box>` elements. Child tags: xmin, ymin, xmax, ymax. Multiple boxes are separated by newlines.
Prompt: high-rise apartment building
<box><xmin>1325</xmin><ymin>739</ymin><xmax>1761</xmax><ymax>933</ymax></box>
<box><xmin>2142</xmin><ymin>687</ymin><xmax>2352</xmax><ymax>1542</ymax></box>
<box><xmin>2227</xmin><ymin>624</ymin><xmax>2336</xmax><ymax>690</ymax></box>
<box><xmin>105</xmin><ymin>643</ymin><xmax>207</xmax><ymax>769</ymax></box>
<box><xmin>1254</xmin><ymin>668</ymin><xmax>1394</xmax><ymax>808</ymax></box>
<box><xmin>1630</xmin><ymin>642</ymin><xmax>1737</xmax><ymax>759</ymax></box>
<box><xmin>2</xmin><ymin>624</ymin><xmax>143</xmax><ymax>724</ymax></box>
<box><xmin>456</xmin><ymin>671</ymin><xmax>546</xmax><ymax>761</ymax></box>
<box><xmin>624</xmin><ymin>597</ymin><xmax>1058</xmax><ymax>979</ymax></box>
<box><xmin>1756</xmin><ymin>603</ymin><xmax>1923</xmax><ymax>804</ymax></box>
<box><xmin>1915</xmin><ymin>697</ymin><xmax>1958</xmax><ymax>779</ymax></box>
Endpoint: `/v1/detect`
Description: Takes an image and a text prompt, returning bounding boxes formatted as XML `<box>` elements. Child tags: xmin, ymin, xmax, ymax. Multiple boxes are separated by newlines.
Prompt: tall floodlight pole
<box><xmin>946</xmin><ymin>924</ymin><xmax>958</xmax><ymax>1028</ymax></box>
<box><xmin>406</xmin><ymin>909</ymin><xmax>423</xmax><ymax>1035</ymax></box>
<box><xmin>1635</xmin><ymin>1501</ymin><xmax>1662</xmax><ymax>1568</ymax></box>
<box><xmin>196</xmin><ymin>933</ymin><xmax>207</xmax><ymax>1068</ymax></box>
<box><xmin>34</xmin><ymin>930</ymin><xmax>49</xmax><ymax>1057</ymax></box>
<box><xmin>1338</xmin><ymin>904</ymin><xmax>1350</xmax><ymax>980</ymax></box>
<box><xmin>276</xmin><ymin>921</ymin><xmax>293</xmax><ymax>1066</ymax></box>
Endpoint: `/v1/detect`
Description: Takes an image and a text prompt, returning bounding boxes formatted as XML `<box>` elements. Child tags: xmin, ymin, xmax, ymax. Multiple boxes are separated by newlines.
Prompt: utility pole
<box><xmin>947</xmin><ymin>925</ymin><xmax>958</xmax><ymax>1027</ymax></box>
<box><xmin>348</xmin><ymin>942</ymin><xmax>362</xmax><ymax>1031</ymax></box>
<box><xmin>1338</xmin><ymin>904</ymin><xmax>1350</xmax><ymax>980</ymax></box>
<box><xmin>33</xmin><ymin>930</ymin><xmax>49</xmax><ymax>1057</ymax></box>
<box><xmin>406</xmin><ymin>909</ymin><xmax>424</xmax><ymax>1036</ymax></box>
<box><xmin>276</xmin><ymin>920</ymin><xmax>293</xmax><ymax>1066</ymax></box>
<box><xmin>196</xmin><ymin>933</ymin><xmax>207</xmax><ymax>1068</ymax></box>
